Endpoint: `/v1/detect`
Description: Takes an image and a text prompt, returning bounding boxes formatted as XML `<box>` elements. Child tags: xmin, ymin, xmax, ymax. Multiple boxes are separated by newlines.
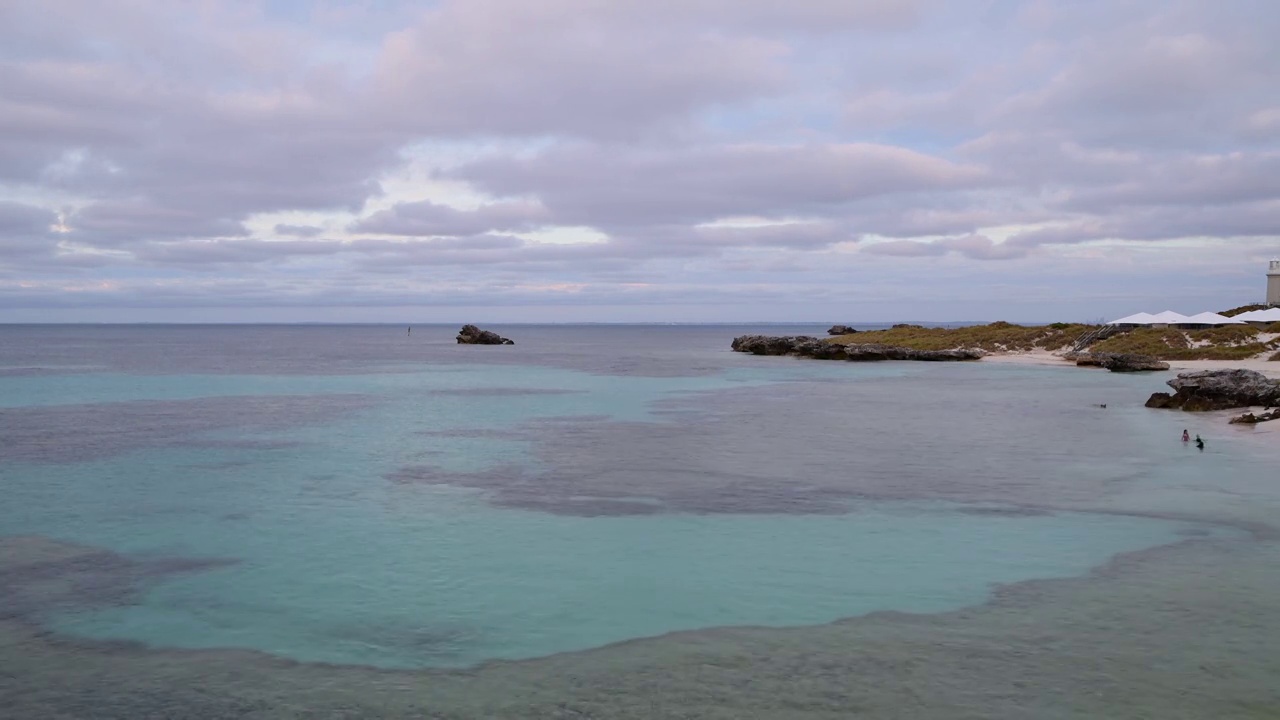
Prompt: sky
<box><xmin>1</xmin><ymin>0</ymin><xmax>1278</xmax><ymax>323</ymax></box>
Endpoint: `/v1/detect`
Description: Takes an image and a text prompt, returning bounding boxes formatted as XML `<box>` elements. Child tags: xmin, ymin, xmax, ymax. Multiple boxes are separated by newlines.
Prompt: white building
<box><xmin>1105</xmin><ymin>310</ymin><xmax>1245</xmax><ymax>329</ymax></box>
<box><xmin>1179</xmin><ymin>312</ymin><xmax>1246</xmax><ymax>329</ymax></box>
<box><xmin>1107</xmin><ymin>312</ymin><xmax>1158</xmax><ymax>328</ymax></box>
<box><xmin>1234</xmin><ymin>307</ymin><xmax>1280</xmax><ymax>326</ymax></box>
<box><xmin>1269</xmin><ymin>259</ymin><xmax>1280</xmax><ymax>306</ymax></box>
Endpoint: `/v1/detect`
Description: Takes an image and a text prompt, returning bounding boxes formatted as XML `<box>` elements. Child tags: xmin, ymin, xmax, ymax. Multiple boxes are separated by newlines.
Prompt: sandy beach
<box><xmin>982</xmin><ymin>350</ymin><xmax>1280</xmax><ymax>379</ymax></box>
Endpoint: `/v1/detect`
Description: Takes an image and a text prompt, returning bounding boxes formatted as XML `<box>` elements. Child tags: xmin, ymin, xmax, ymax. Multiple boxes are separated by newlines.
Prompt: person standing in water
<box><xmin>1182</xmin><ymin>429</ymin><xmax>1190</xmax><ymax>442</ymax></box>
<box><xmin>407</xmin><ymin>326</ymin><xmax>411</xmax><ymax>335</ymax></box>
<box><xmin>1195</xmin><ymin>434</ymin><xmax>1205</xmax><ymax>451</ymax></box>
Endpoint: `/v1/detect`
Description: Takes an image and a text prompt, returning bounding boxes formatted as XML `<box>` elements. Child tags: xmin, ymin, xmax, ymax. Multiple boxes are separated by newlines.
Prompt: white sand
<box><xmin>980</xmin><ymin>350</ymin><xmax>1280</xmax><ymax>379</ymax></box>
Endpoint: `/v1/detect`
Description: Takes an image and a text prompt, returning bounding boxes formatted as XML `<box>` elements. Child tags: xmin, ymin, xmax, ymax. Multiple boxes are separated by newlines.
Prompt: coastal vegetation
<box><xmin>828</xmin><ymin>321</ymin><xmax>1280</xmax><ymax>361</ymax></box>
<box><xmin>1090</xmin><ymin>326</ymin><xmax>1279</xmax><ymax>360</ymax></box>
<box><xmin>1220</xmin><ymin>303</ymin><xmax>1271</xmax><ymax>317</ymax></box>
<box><xmin>827</xmin><ymin>321</ymin><xmax>1092</xmax><ymax>353</ymax></box>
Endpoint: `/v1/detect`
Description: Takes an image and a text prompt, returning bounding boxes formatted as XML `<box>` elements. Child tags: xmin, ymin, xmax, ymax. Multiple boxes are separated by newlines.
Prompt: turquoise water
<box><xmin>0</xmin><ymin>325</ymin><xmax>1258</xmax><ymax>671</ymax></box>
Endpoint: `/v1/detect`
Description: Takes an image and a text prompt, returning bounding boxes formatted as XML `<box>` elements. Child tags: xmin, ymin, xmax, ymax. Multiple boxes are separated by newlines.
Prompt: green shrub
<box><xmin>1220</xmin><ymin>304</ymin><xmax>1269</xmax><ymax>317</ymax></box>
<box><xmin>828</xmin><ymin>322</ymin><xmax>1094</xmax><ymax>352</ymax></box>
<box><xmin>827</xmin><ymin>321</ymin><xmax>1275</xmax><ymax>359</ymax></box>
<box><xmin>1188</xmin><ymin>325</ymin><xmax>1260</xmax><ymax>345</ymax></box>
<box><xmin>1092</xmin><ymin>327</ymin><xmax>1269</xmax><ymax>360</ymax></box>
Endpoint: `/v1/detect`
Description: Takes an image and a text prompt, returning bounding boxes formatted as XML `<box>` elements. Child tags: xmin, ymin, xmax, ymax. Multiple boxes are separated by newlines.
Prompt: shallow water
<box><xmin>1</xmin><ymin>324</ymin><xmax>1277</xmax><ymax>717</ymax></box>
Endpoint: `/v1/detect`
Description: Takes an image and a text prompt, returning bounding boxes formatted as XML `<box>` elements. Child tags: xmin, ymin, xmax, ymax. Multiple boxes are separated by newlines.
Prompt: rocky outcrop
<box><xmin>842</xmin><ymin>344</ymin><xmax>985</xmax><ymax>362</ymax></box>
<box><xmin>827</xmin><ymin>325</ymin><xmax>858</xmax><ymax>336</ymax></box>
<box><xmin>1068</xmin><ymin>352</ymin><xmax>1169</xmax><ymax>372</ymax></box>
<box><xmin>456</xmin><ymin>324</ymin><xmax>514</xmax><ymax>345</ymax></box>
<box><xmin>1145</xmin><ymin>369</ymin><xmax>1280</xmax><ymax>411</ymax></box>
<box><xmin>1101</xmin><ymin>354</ymin><xmax>1169</xmax><ymax>373</ymax></box>
<box><xmin>1229</xmin><ymin>408</ymin><xmax>1280</xmax><ymax>424</ymax></box>
<box><xmin>730</xmin><ymin>336</ymin><xmax>984</xmax><ymax>362</ymax></box>
<box><xmin>731</xmin><ymin>335</ymin><xmax>815</xmax><ymax>355</ymax></box>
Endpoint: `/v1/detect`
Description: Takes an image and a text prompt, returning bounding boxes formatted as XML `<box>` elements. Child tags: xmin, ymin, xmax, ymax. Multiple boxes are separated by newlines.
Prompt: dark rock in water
<box><xmin>1146</xmin><ymin>369</ymin><xmax>1280</xmax><ymax>411</ymax></box>
<box><xmin>1229</xmin><ymin>408</ymin><xmax>1280</xmax><ymax>424</ymax></box>
<box><xmin>1070</xmin><ymin>352</ymin><xmax>1169</xmax><ymax>372</ymax></box>
<box><xmin>1067</xmin><ymin>351</ymin><xmax>1104</xmax><ymax>367</ymax></box>
<box><xmin>1100</xmin><ymin>354</ymin><xmax>1169</xmax><ymax>373</ymax></box>
<box><xmin>892</xmin><ymin>323</ymin><xmax>925</xmax><ymax>330</ymax></box>
<box><xmin>730</xmin><ymin>336</ymin><xmax>984</xmax><ymax>362</ymax></box>
<box><xmin>842</xmin><ymin>343</ymin><xmax>899</xmax><ymax>362</ymax></box>
<box><xmin>730</xmin><ymin>335</ymin><xmax>817</xmax><ymax>355</ymax></box>
<box><xmin>456</xmin><ymin>324</ymin><xmax>514</xmax><ymax>345</ymax></box>
<box><xmin>842</xmin><ymin>343</ymin><xmax>984</xmax><ymax>362</ymax></box>
<box><xmin>827</xmin><ymin>325</ymin><xmax>858</xmax><ymax>335</ymax></box>
<box><xmin>796</xmin><ymin>339</ymin><xmax>851</xmax><ymax>360</ymax></box>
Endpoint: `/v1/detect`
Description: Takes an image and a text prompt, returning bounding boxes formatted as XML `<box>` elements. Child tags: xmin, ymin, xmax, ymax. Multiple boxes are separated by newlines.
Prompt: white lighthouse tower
<box><xmin>1269</xmin><ymin>259</ymin><xmax>1280</xmax><ymax>306</ymax></box>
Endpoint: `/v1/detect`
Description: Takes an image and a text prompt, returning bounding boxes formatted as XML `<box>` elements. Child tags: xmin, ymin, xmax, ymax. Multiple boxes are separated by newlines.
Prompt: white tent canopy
<box><xmin>1107</xmin><ymin>310</ymin><xmax>1250</xmax><ymax>327</ymax></box>
<box><xmin>1234</xmin><ymin>307</ymin><xmax>1280</xmax><ymax>322</ymax></box>
<box><xmin>1149</xmin><ymin>310</ymin><xmax>1191</xmax><ymax>324</ymax></box>
<box><xmin>1107</xmin><ymin>312</ymin><xmax>1157</xmax><ymax>325</ymax></box>
<box><xmin>1181</xmin><ymin>312</ymin><xmax>1245</xmax><ymax>325</ymax></box>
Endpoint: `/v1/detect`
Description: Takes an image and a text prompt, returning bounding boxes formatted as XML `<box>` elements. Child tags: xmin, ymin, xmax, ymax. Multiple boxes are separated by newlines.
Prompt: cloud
<box><xmin>0</xmin><ymin>201</ymin><xmax>56</xmax><ymax>234</ymax></box>
<box><xmin>352</xmin><ymin>200</ymin><xmax>550</xmax><ymax>237</ymax></box>
<box><xmin>1</xmin><ymin>0</ymin><xmax>1278</xmax><ymax>320</ymax></box>
<box><xmin>448</xmin><ymin>142</ymin><xmax>985</xmax><ymax>228</ymax></box>
<box><xmin>864</xmin><ymin>234</ymin><xmax>1027</xmax><ymax>261</ymax></box>
<box><xmin>274</xmin><ymin>224</ymin><xmax>325</xmax><ymax>238</ymax></box>
<box><xmin>366</xmin><ymin>1</ymin><xmax>791</xmax><ymax>139</ymax></box>
<box><xmin>0</xmin><ymin>201</ymin><xmax>59</xmax><ymax>259</ymax></box>
<box><xmin>66</xmin><ymin>201</ymin><xmax>250</xmax><ymax>245</ymax></box>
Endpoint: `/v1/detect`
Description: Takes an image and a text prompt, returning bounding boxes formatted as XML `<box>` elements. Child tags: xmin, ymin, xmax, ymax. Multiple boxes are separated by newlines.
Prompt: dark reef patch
<box><xmin>417</xmin><ymin>427</ymin><xmax>531</xmax><ymax>440</ymax></box>
<box><xmin>427</xmin><ymin>387</ymin><xmax>583</xmax><ymax>397</ymax></box>
<box><xmin>384</xmin><ymin>372</ymin><xmax>1200</xmax><ymax>519</ymax></box>
<box><xmin>0</xmin><ymin>536</ymin><xmax>237</xmax><ymax>623</ymax></box>
<box><xmin>954</xmin><ymin>506</ymin><xmax>1055</xmax><ymax>518</ymax></box>
<box><xmin>386</xmin><ymin>460</ymin><xmax>856</xmax><ymax>517</ymax></box>
<box><xmin>0</xmin><ymin>394</ymin><xmax>375</xmax><ymax>464</ymax></box>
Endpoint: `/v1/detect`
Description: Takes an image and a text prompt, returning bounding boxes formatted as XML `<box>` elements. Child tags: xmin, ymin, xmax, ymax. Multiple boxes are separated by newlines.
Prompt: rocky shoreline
<box><xmin>1145</xmin><ymin>369</ymin><xmax>1280</xmax><ymax>412</ymax></box>
<box><xmin>1064</xmin><ymin>351</ymin><xmax>1169</xmax><ymax>372</ymax></box>
<box><xmin>731</xmin><ymin>335</ymin><xmax>984</xmax><ymax>362</ymax></box>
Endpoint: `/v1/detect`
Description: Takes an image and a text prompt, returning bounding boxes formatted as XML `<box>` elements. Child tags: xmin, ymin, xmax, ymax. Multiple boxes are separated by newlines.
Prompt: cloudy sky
<box><xmin>2</xmin><ymin>0</ymin><xmax>1278</xmax><ymax>322</ymax></box>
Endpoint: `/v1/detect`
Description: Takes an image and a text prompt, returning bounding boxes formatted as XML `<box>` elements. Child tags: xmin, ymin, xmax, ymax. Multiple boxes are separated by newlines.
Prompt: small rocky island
<box><xmin>456</xmin><ymin>324</ymin><xmax>514</xmax><ymax>345</ymax></box>
<box><xmin>731</xmin><ymin>335</ymin><xmax>984</xmax><ymax>362</ymax></box>
<box><xmin>1145</xmin><ymin>369</ymin><xmax>1280</xmax><ymax>411</ymax></box>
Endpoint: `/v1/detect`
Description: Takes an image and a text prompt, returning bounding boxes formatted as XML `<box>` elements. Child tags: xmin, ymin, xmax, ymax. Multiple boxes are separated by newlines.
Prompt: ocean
<box><xmin>1</xmin><ymin>324</ymin><xmax>1277</xmax><ymax>718</ymax></box>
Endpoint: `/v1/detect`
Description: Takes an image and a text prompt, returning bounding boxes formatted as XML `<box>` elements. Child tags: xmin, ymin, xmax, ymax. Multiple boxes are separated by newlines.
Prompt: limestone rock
<box><xmin>1229</xmin><ymin>408</ymin><xmax>1280</xmax><ymax>424</ymax></box>
<box><xmin>842</xmin><ymin>344</ymin><xmax>984</xmax><ymax>362</ymax></box>
<box><xmin>1069</xmin><ymin>352</ymin><xmax>1105</xmax><ymax>367</ymax></box>
<box><xmin>729</xmin><ymin>335</ymin><xmax>816</xmax><ymax>355</ymax></box>
<box><xmin>1070</xmin><ymin>352</ymin><xmax>1169</xmax><ymax>372</ymax></box>
<box><xmin>1146</xmin><ymin>369</ymin><xmax>1280</xmax><ymax>411</ymax></box>
<box><xmin>1099</xmin><ymin>354</ymin><xmax>1170</xmax><ymax>373</ymax></box>
<box><xmin>456</xmin><ymin>324</ymin><xmax>514</xmax><ymax>345</ymax></box>
<box><xmin>729</xmin><ymin>336</ymin><xmax>984</xmax><ymax>363</ymax></box>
